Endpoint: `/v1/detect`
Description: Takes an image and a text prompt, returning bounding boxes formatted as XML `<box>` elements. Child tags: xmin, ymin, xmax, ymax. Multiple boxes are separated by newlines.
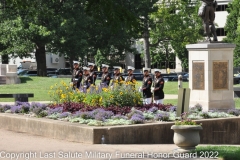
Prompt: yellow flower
<box><xmin>110</xmin><ymin>95</ymin><xmax>114</xmax><ymax>99</ymax></box>
<box><xmin>120</xmin><ymin>92</ymin><xmax>123</xmax><ymax>95</ymax></box>
<box><xmin>61</xmin><ymin>94</ymin><xmax>66</xmax><ymax>99</ymax></box>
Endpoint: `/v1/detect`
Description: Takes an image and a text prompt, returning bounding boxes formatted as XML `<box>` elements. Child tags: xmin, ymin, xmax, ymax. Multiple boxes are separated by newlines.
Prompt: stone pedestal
<box><xmin>186</xmin><ymin>43</ymin><xmax>236</xmax><ymax>111</ymax></box>
<box><xmin>0</xmin><ymin>64</ymin><xmax>20</xmax><ymax>84</ymax></box>
<box><xmin>0</xmin><ymin>64</ymin><xmax>7</xmax><ymax>75</ymax></box>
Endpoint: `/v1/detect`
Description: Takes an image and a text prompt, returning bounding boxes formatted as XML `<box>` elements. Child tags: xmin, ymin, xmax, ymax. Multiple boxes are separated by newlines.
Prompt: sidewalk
<box><xmin>1</xmin><ymin>128</ymin><xmax>238</xmax><ymax>160</ymax></box>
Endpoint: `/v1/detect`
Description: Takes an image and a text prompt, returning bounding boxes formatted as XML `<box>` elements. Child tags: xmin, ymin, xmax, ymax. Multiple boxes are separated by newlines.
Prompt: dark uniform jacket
<box><xmin>101</xmin><ymin>72</ymin><xmax>111</xmax><ymax>86</ymax></box>
<box><xmin>72</xmin><ymin>68</ymin><xmax>83</xmax><ymax>89</ymax></box>
<box><xmin>125</xmin><ymin>74</ymin><xmax>136</xmax><ymax>83</ymax></box>
<box><xmin>153</xmin><ymin>76</ymin><xmax>165</xmax><ymax>100</ymax></box>
<box><xmin>82</xmin><ymin>74</ymin><xmax>93</xmax><ymax>89</ymax></box>
<box><xmin>111</xmin><ymin>74</ymin><xmax>123</xmax><ymax>86</ymax></box>
<box><xmin>142</xmin><ymin>76</ymin><xmax>152</xmax><ymax>98</ymax></box>
<box><xmin>89</xmin><ymin>70</ymin><xmax>97</xmax><ymax>85</ymax></box>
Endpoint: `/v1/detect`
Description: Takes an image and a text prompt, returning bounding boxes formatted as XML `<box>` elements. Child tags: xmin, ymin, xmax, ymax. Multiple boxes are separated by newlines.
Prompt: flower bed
<box><xmin>48</xmin><ymin>81</ymin><xmax>142</xmax><ymax>107</ymax></box>
<box><xmin>0</xmin><ymin>102</ymin><xmax>239</xmax><ymax>126</ymax></box>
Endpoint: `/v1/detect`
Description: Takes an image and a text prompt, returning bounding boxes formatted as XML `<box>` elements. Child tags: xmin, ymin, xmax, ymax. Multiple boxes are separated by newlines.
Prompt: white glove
<box><xmin>151</xmin><ymin>87</ymin><xmax>154</xmax><ymax>92</ymax></box>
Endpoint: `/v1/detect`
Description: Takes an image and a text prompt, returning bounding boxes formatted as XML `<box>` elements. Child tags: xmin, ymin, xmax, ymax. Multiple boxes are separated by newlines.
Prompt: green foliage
<box><xmin>196</xmin><ymin>146</ymin><xmax>240</xmax><ymax>160</ymax></box>
<box><xmin>150</xmin><ymin>0</ymin><xmax>202</xmax><ymax>70</ymax></box>
<box><xmin>48</xmin><ymin>81</ymin><xmax>86</xmax><ymax>104</ymax></box>
<box><xmin>95</xmin><ymin>49</ymin><xmax>106</xmax><ymax>67</ymax></box>
<box><xmin>101</xmin><ymin>83</ymin><xmax>142</xmax><ymax>107</ymax></box>
<box><xmin>224</xmin><ymin>0</ymin><xmax>240</xmax><ymax>67</ymax></box>
<box><xmin>48</xmin><ymin>79</ymin><xmax>142</xmax><ymax>107</ymax></box>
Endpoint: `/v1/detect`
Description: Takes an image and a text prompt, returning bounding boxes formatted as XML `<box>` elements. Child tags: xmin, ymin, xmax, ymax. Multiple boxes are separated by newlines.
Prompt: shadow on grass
<box><xmin>19</xmin><ymin>77</ymin><xmax>33</xmax><ymax>83</ymax></box>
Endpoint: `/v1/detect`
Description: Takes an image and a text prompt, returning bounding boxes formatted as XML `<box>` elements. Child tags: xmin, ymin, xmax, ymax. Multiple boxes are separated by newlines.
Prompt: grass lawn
<box><xmin>196</xmin><ymin>146</ymin><xmax>240</xmax><ymax>160</ymax></box>
<box><xmin>0</xmin><ymin>77</ymin><xmax>70</xmax><ymax>102</ymax></box>
<box><xmin>0</xmin><ymin>77</ymin><xmax>239</xmax><ymax>108</ymax></box>
<box><xmin>0</xmin><ymin>77</ymin><xmax>185</xmax><ymax>102</ymax></box>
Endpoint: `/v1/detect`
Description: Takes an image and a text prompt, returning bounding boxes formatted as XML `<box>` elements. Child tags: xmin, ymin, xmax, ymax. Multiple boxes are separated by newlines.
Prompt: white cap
<box><xmin>88</xmin><ymin>62</ymin><xmax>95</xmax><ymax>66</ymax></box>
<box><xmin>73</xmin><ymin>61</ymin><xmax>80</xmax><ymax>64</ymax></box>
<box><xmin>127</xmin><ymin>66</ymin><xmax>135</xmax><ymax>70</ymax></box>
<box><xmin>143</xmin><ymin>68</ymin><xmax>151</xmax><ymax>71</ymax></box>
<box><xmin>102</xmin><ymin>64</ymin><xmax>109</xmax><ymax>68</ymax></box>
<box><xmin>82</xmin><ymin>67</ymin><xmax>90</xmax><ymax>71</ymax></box>
<box><xmin>113</xmin><ymin>66</ymin><xmax>121</xmax><ymax>70</ymax></box>
<box><xmin>154</xmin><ymin>69</ymin><xmax>161</xmax><ymax>73</ymax></box>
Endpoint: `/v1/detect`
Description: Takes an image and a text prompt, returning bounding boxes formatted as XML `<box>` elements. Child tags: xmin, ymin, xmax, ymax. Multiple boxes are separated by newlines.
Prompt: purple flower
<box><xmin>190</xmin><ymin>104</ymin><xmax>203</xmax><ymax>112</ymax></box>
<box><xmin>30</xmin><ymin>102</ymin><xmax>47</xmax><ymax>115</ymax></box>
<box><xmin>47</xmin><ymin>107</ymin><xmax>63</xmax><ymax>115</ymax></box>
<box><xmin>200</xmin><ymin>111</ymin><xmax>210</xmax><ymax>118</ymax></box>
<box><xmin>130</xmin><ymin>113</ymin><xmax>145</xmax><ymax>124</ymax></box>
<box><xmin>227</xmin><ymin>109</ymin><xmax>239</xmax><ymax>116</ymax></box>
<box><xmin>167</xmin><ymin>106</ymin><xmax>177</xmax><ymax>112</ymax></box>
<box><xmin>16</xmin><ymin>101</ymin><xmax>30</xmax><ymax>106</ymax></box>
<box><xmin>30</xmin><ymin>102</ymin><xmax>47</xmax><ymax>111</ymax></box>
<box><xmin>0</xmin><ymin>104</ymin><xmax>11</xmax><ymax>112</ymax></box>
<box><xmin>94</xmin><ymin>111</ymin><xmax>114</xmax><ymax>121</ymax></box>
<box><xmin>10</xmin><ymin>105</ymin><xmax>22</xmax><ymax>113</ymax></box>
<box><xmin>59</xmin><ymin>112</ymin><xmax>71</xmax><ymax>118</ymax></box>
<box><xmin>79</xmin><ymin>112</ymin><xmax>94</xmax><ymax>119</ymax></box>
<box><xmin>155</xmin><ymin>112</ymin><xmax>170</xmax><ymax>121</ymax></box>
<box><xmin>111</xmin><ymin>114</ymin><xmax>128</xmax><ymax>120</ymax></box>
<box><xmin>72</xmin><ymin>111</ymin><xmax>81</xmax><ymax>118</ymax></box>
<box><xmin>148</xmin><ymin>107</ymin><xmax>158</xmax><ymax>113</ymax></box>
<box><xmin>18</xmin><ymin>102</ymin><xmax>30</xmax><ymax>113</ymax></box>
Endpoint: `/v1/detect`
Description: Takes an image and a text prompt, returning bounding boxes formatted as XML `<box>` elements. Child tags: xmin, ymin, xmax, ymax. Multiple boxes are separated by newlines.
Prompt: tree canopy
<box><xmin>150</xmin><ymin>0</ymin><xmax>202</xmax><ymax>70</ymax></box>
<box><xmin>224</xmin><ymin>0</ymin><xmax>240</xmax><ymax>67</ymax></box>
<box><xmin>0</xmin><ymin>0</ymin><xmax>204</xmax><ymax>74</ymax></box>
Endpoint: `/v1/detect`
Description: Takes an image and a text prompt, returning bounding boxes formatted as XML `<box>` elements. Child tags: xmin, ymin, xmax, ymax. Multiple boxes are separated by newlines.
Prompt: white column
<box><xmin>186</xmin><ymin>43</ymin><xmax>235</xmax><ymax>111</ymax></box>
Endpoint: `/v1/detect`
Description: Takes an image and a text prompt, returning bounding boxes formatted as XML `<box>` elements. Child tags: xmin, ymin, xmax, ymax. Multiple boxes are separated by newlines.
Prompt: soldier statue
<box><xmin>198</xmin><ymin>0</ymin><xmax>218</xmax><ymax>42</ymax></box>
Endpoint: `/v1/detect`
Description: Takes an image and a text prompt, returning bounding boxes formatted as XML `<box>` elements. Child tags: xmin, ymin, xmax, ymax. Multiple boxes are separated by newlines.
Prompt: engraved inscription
<box><xmin>213</xmin><ymin>61</ymin><xmax>228</xmax><ymax>90</ymax></box>
<box><xmin>192</xmin><ymin>62</ymin><xmax>204</xmax><ymax>90</ymax></box>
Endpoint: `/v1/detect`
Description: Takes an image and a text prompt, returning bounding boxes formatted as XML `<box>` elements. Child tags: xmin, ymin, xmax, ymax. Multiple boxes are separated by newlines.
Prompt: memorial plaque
<box><xmin>192</xmin><ymin>62</ymin><xmax>204</xmax><ymax>90</ymax></box>
<box><xmin>213</xmin><ymin>61</ymin><xmax>228</xmax><ymax>90</ymax></box>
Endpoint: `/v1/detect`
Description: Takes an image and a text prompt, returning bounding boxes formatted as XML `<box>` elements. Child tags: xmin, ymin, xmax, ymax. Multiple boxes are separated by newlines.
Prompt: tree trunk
<box><xmin>165</xmin><ymin>47</ymin><xmax>169</xmax><ymax>73</ymax></box>
<box><xmin>69</xmin><ymin>55</ymin><xmax>74</xmax><ymax>72</ymax></box>
<box><xmin>1</xmin><ymin>54</ymin><xmax>9</xmax><ymax>64</ymax></box>
<box><xmin>143</xmin><ymin>30</ymin><xmax>151</xmax><ymax>68</ymax></box>
<box><xmin>35</xmin><ymin>43</ymin><xmax>47</xmax><ymax>76</ymax></box>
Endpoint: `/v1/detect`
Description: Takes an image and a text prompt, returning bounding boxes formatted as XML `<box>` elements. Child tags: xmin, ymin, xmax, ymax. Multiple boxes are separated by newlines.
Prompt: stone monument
<box><xmin>0</xmin><ymin>64</ymin><xmax>20</xmax><ymax>84</ymax></box>
<box><xmin>198</xmin><ymin>0</ymin><xmax>218</xmax><ymax>42</ymax></box>
<box><xmin>186</xmin><ymin>43</ymin><xmax>236</xmax><ymax>111</ymax></box>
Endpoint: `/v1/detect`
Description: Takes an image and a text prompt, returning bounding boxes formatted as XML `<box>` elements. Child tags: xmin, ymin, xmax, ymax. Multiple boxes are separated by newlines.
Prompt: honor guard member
<box><xmin>141</xmin><ymin>68</ymin><xmax>152</xmax><ymax>104</ymax></box>
<box><xmin>153</xmin><ymin>69</ymin><xmax>165</xmax><ymax>104</ymax></box>
<box><xmin>125</xmin><ymin>66</ymin><xmax>136</xmax><ymax>83</ymax></box>
<box><xmin>71</xmin><ymin>61</ymin><xmax>83</xmax><ymax>90</ymax></box>
<box><xmin>82</xmin><ymin>67</ymin><xmax>93</xmax><ymax>90</ymax></box>
<box><xmin>101</xmin><ymin>64</ymin><xmax>111</xmax><ymax>86</ymax></box>
<box><xmin>111</xmin><ymin>66</ymin><xmax>123</xmax><ymax>86</ymax></box>
<box><xmin>88</xmin><ymin>62</ymin><xmax>97</xmax><ymax>85</ymax></box>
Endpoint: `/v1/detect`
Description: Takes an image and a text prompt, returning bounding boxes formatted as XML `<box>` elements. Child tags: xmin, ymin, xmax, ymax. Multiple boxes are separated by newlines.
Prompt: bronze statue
<box><xmin>198</xmin><ymin>0</ymin><xmax>218</xmax><ymax>42</ymax></box>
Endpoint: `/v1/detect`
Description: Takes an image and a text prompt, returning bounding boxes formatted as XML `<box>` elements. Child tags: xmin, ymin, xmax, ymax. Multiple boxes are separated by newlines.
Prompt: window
<box><xmin>216</xmin><ymin>5</ymin><xmax>228</xmax><ymax>11</ymax></box>
<box><xmin>216</xmin><ymin>28</ymin><xmax>226</xmax><ymax>36</ymax></box>
<box><xmin>135</xmin><ymin>54</ymin><xmax>142</xmax><ymax>69</ymax></box>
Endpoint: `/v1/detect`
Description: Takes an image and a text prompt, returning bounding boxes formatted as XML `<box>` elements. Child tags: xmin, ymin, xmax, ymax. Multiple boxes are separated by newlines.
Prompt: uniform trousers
<box><xmin>154</xmin><ymin>99</ymin><xmax>164</xmax><ymax>105</ymax></box>
<box><xmin>143</xmin><ymin>98</ymin><xmax>152</xmax><ymax>105</ymax></box>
